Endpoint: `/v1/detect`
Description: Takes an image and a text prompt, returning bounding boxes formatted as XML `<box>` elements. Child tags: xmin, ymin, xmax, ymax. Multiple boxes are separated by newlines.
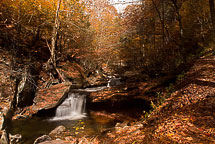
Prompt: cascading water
<box><xmin>51</xmin><ymin>92</ymin><xmax>86</xmax><ymax>120</ymax></box>
<box><xmin>51</xmin><ymin>86</ymin><xmax>107</xmax><ymax>121</ymax></box>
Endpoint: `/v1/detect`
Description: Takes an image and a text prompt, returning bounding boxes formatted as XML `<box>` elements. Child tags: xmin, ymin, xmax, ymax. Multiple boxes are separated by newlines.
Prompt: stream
<box><xmin>8</xmin><ymin>84</ymin><xmax>150</xmax><ymax>144</ymax></box>
<box><xmin>9</xmin><ymin>114</ymin><xmax>117</xmax><ymax>144</ymax></box>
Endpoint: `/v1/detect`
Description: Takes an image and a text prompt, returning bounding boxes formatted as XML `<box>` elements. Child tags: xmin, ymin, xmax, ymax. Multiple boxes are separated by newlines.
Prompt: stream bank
<box><xmin>96</xmin><ymin>52</ymin><xmax>215</xmax><ymax>144</ymax></box>
<box><xmin>0</xmin><ymin>64</ymin><xmax>177</xmax><ymax>144</ymax></box>
<box><xmin>8</xmin><ymin>82</ymin><xmax>153</xmax><ymax>144</ymax></box>
<box><xmin>0</xmin><ymin>48</ymin><xmax>194</xmax><ymax>144</ymax></box>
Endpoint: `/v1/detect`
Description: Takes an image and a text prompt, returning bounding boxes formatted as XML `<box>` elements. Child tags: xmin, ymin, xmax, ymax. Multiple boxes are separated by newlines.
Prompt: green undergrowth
<box><xmin>141</xmin><ymin>44</ymin><xmax>214</xmax><ymax>122</ymax></box>
<box><xmin>142</xmin><ymin>71</ymin><xmax>186</xmax><ymax>121</ymax></box>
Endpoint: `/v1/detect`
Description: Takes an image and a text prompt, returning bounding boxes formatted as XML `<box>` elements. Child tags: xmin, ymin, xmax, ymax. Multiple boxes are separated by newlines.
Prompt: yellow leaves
<box><xmin>73</xmin><ymin>120</ymin><xmax>85</xmax><ymax>135</ymax></box>
<box><xmin>80</xmin><ymin>121</ymin><xmax>84</xmax><ymax>124</ymax></box>
<box><xmin>189</xmin><ymin>117</ymin><xmax>196</xmax><ymax>122</ymax></box>
<box><xmin>182</xmin><ymin>118</ymin><xmax>189</xmax><ymax>121</ymax></box>
<box><xmin>167</xmin><ymin>133</ymin><xmax>174</xmax><ymax>137</ymax></box>
<box><xmin>186</xmin><ymin>137</ymin><xmax>193</xmax><ymax>141</ymax></box>
<box><xmin>134</xmin><ymin>36</ymin><xmax>141</xmax><ymax>41</ymax></box>
<box><xmin>80</xmin><ymin>126</ymin><xmax>85</xmax><ymax>130</ymax></box>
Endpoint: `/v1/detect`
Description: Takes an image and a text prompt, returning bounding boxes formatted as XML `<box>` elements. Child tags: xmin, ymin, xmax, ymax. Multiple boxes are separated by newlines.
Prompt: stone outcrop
<box><xmin>19</xmin><ymin>82</ymin><xmax>72</xmax><ymax>117</ymax></box>
<box><xmin>49</xmin><ymin>125</ymin><xmax>66</xmax><ymax>137</ymax></box>
<box><xmin>33</xmin><ymin>135</ymin><xmax>51</xmax><ymax>144</ymax></box>
<box><xmin>0</xmin><ymin>129</ymin><xmax>9</xmax><ymax>144</ymax></box>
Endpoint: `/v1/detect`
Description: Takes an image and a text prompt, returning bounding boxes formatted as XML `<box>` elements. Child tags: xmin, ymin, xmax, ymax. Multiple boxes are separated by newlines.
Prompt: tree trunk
<box><xmin>151</xmin><ymin>0</ymin><xmax>170</xmax><ymax>43</ymax></box>
<box><xmin>209</xmin><ymin>0</ymin><xmax>215</xmax><ymax>36</ymax></box>
<box><xmin>171</xmin><ymin>0</ymin><xmax>183</xmax><ymax>40</ymax></box>
<box><xmin>47</xmin><ymin>0</ymin><xmax>65</xmax><ymax>83</ymax></box>
<box><xmin>170</xmin><ymin>0</ymin><xmax>186</xmax><ymax>61</ymax></box>
<box><xmin>162</xmin><ymin>0</ymin><xmax>165</xmax><ymax>49</ymax></box>
<box><xmin>50</xmin><ymin>0</ymin><xmax>62</xmax><ymax>68</ymax></box>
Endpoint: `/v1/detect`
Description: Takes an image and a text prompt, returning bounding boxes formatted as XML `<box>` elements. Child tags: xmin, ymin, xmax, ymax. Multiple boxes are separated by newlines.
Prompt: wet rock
<box><xmin>77</xmin><ymin>137</ymin><xmax>93</xmax><ymax>144</ymax></box>
<box><xmin>0</xmin><ymin>113</ymin><xmax>5</xmax><ymax>130</ymax></box>
<box><xmin>65</xmin><ymin>136</ymin><xmax>77</xmax><ymax>143</ymax></box>
<box><xmin>49</xmin><ymin>125</ymin><xmax>66</xmax><ymax>137</ymax></box>
<box><xmin>33</xmin><ymin>83</ymin><xmax>71</xmax><ymax>110</ymax></box>
<box><xmin>21</xmin><ymin>82</ymin><xmax>72</xmax><ymax>117</ymax></box>
<box><xmin>39</xmin><ymin>139</ymin><xmax>70</xmax><ymax>144</ymax></box>
<box><xmin>33</xmin><ymin>135</ymin><xmax>51</xmax><ymax>144</ymax></box>
<box><xmin>134</xmin><ymin>122</ymin><xmax>143</xmax><ymax>127</ymax></box>
<box><xmin>130</xmin><ymin>129</ymin><xmax>141</xmax><ymax>135</ymax></box>
<box><xmin>115</xmin><ymin>121</ymin><xmax>128</xmax><ymax>127</ymax></box>
<box><xmin>0</xmin><ymin>56</ymin><xmax>16</xmax><ymax>120</ymax></box>
<box><xmin>9</xmin><ymin>133</ymin><xmax>22</xmax><ymax>143</ymax></box>
<box><xmin>13</xmin><ymin>114</ymin><xmax>27</xmax><ymax>120</ymax></box>
<box><xmin>16</xmin><ymin>67</ymin><xmax>38</xmax><ymax>108</ymax></box>
<box><xmin>0</xmin><ymin>129</ymin><xmax>9</xmax><ymax>144</ymax></box>
<box><xmin>107</xmin><ymin>77</ymin><xmax>121</xmax><ymax>87</ymax></box>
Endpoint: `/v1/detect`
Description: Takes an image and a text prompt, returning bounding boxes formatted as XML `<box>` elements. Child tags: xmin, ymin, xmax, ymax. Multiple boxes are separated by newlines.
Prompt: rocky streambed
<box><xmin>0</xmin><ymin>51</ymin><xmax>161</xmax><ymax>144</ymax></box>
<box><xmin>6</xmin><ymin>80</ymin><xmax>152</xmax><ymax>144</ymax></box>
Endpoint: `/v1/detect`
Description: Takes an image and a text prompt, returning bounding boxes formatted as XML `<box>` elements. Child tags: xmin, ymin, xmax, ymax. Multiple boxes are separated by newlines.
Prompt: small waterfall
<box><xmin>51</xmin><ymin>92</ymin><xmax>86</xmax><ymax>120</ymax></box>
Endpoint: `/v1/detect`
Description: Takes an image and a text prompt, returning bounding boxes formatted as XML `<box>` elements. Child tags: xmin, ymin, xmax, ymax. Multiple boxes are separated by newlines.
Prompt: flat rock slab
<box><xmin>19</xmin><ymin>82</ymin><xmax>72</xmax><ymax>117</ymax></box>
<box><xmin>33</xmin><ymin>82</ymin><xmax>72</xmax><ymax>110</ymax></box>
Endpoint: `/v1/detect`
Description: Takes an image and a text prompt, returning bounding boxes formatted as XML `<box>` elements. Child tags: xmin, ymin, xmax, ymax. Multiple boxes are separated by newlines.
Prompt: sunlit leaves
<box><xmin>0</xmin><ymin>0</ymin><xmax>90</xmax><ymax>62</ymax></box>
<box><xmin>72</xmin><ymin>120</ymin><xmax>85</xmax><ymax>135</ymax></box>
<box><xmin>82</xmin><ymin>0</ymin><xmax>122</xmax><ymax>71</ymax></box>
<box><xmin>180</xmin><ymin>0</ymin><xmax>210</xmax><ymax>39</ymax></box>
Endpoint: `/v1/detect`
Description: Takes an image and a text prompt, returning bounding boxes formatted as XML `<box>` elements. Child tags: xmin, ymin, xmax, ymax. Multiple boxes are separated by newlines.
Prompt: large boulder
<box><xmin>107</xmin><ymin>77</ymin><xmax>121</xmax><ymax>87</ymax></box>
<box><xmin>33</xmin><ymin>135</ymin><xmax>51</xmax><ymax>144</ymax></box>
<box><xmin>33</xmin><ymin>82</ymin><xmax>72</xmax><ymax>110</ymax></box>
<box><xmin>19</xmin><ymin>82</ymin><xmax>72</xmax><ymax>117</ymax></box>
<box><xmin>49</xmin><ymin>125</ymin><xmax>66</xmax><ymax>137</ymax></box>
<box><xmin>0</xmin><ymin>53</ymin><xmax>16</xmax><ymax>118</ymax></box>
<box><xmin>0</xmin><ymin>129</ymin><xmax>9</xmax><ymax>144</ymax></box>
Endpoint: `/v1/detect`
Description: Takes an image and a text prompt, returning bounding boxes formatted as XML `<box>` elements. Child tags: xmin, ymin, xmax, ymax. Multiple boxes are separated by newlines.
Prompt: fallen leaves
<box><xmin>167</xmin><ymin>133</ymin><xmax>174</xmax><ymax>137</ymax></box>
<box><xmin>143</xmin><ymin>55</ymin><xmax>215</xmax><ymax>143</ymax></box>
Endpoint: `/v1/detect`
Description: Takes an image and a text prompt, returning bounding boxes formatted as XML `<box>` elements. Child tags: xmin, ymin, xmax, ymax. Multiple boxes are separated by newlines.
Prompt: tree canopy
<box><xmin>0</xmin><ymin>0</ymin><xmax>214</xmax><ymax>75</ymax></box>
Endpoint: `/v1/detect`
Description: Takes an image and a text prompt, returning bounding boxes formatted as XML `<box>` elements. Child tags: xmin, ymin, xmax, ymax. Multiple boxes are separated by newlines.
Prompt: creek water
<box><xmin>9</xmin><ymin>86</ymin><xmax>114</xmax><ymax>144</ymax></box>
<box><xmin>9</xmin><ymin>84</ymin><xmax>150</xmax><ymax>143</ymax></box>
<box><xmin>9</xmin><ymin>115</ymin><xmax>117</xmax><ymax>144</ymax></box>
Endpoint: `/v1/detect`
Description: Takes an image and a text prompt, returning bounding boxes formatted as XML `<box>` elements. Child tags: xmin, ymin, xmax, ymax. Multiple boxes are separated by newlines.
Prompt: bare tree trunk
<box><xmin>162</xmin><ymin>0</ymin><xmax>165</xmax><ymax>49</ymax></box>
<box><xmin>151</xmin><ymin>0</ymin><xmax>170</xmax><ymax>42</ymax></box>
<box><xmin>170</xmin><ymin>0</ymin><xmax>186</xmax><ymax>61</ymax></box>
<box><xmin>170</xmin><ymin>0</ymin><xmax>183</xmax><ymax>40</ymax></box>
<box><xmin>47</xmin><ymin>0</ymin><xmax>65</xmax><ymax>83</ymax></box>
<box><xmin>50</xmin><ymin>0</ymin><xmax>62</xmax><ymax>68</ymax></box>
<box><xmin>209</xmin><ymin>0</ymin><xmax>215</xmax><ymax>36</ymax></box>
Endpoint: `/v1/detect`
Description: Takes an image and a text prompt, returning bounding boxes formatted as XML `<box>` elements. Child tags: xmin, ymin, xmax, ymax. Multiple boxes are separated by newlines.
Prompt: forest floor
<box><xmin>100</xmin><ymin>51</ymin><xmax>215</xmax><ymax>143</ymax></box>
